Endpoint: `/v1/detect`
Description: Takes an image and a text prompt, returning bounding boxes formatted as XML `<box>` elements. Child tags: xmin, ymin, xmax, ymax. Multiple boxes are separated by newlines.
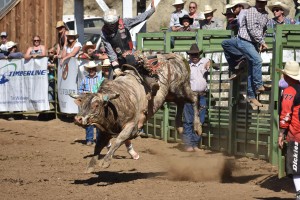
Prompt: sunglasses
<box><xmin>189</xmin><ymin>6</ymin><xmax>196</xmax><ymax>8</ymax></box>
<box><xmin>272</xmin><ymin>8</ymin><xmax>282</xmax><ymax>12</ymax></box>
<box><xmin>48</xmin><ymin>51</ymin><xmax>54</xmax><ymax>54</ymax></box>
<box><xmin>1</xmin><ymin>36</ymin><xmax>7</xmax><ymax>38</ymax></box>
<box><xmin>33</xmin><ymin>40</ymin><xmax>40</xmax><ymax>42</ymax></box>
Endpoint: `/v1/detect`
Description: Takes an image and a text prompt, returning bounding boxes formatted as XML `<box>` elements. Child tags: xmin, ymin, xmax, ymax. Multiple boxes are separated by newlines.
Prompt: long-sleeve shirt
<box><xmin>199</xmin><ymin>17</ymin><xmax>223</xmax><ymax>30</ymax></box>
<box><xmin>101</xmin><ymin>8</ymin><xmax>155</xmax><ymax>63</ymax></box>
<box><xmin>279</xmin><ymin>84</ymin><xmax>300</xmax><ymax>142</ymax></box>
<box><xmin>238</xmin><ymin>7</ymin><xmax>268</xmax><ymax>45</ymax></box>
<box><xmin>78</xmin><ymin>73</ymin><xmax>103</xmax><ymax>94</ymax></box>
<box><xmin>169</xmin><ymin>9</ymin><xmax>189</xmax><ymax>27</ymax></box>
<box><xmin>189</xmin><ymin>58</ymin><xmax>210</xmax><ymax>92</ymax></box>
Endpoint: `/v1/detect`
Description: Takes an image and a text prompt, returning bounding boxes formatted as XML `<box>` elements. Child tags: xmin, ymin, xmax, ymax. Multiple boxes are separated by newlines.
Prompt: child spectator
<box><xmin>24</xmin><ymin>35</ymin><xmax>46</xmax><ymax>60</ymax></box>
<box><xmin>47</xmin><ymin>46</ymin><xmax>57</xmax><ymax>101</ymax></box>
<box><xmin>170</xmin><ymin>0</ymin><xmax>188</xmax><ymax>31</ymax></box>
<box><xmin>178</xmin><ymin>15</ymin><xmax>194</xmax><ymax>31</ymax></box>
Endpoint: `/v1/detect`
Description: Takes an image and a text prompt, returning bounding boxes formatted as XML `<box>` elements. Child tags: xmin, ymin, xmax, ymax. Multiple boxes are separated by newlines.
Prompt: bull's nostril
<box><xmin>75</xmin><ymin>116</ymin><xmax>83</xmax><ymax>123</ymax></box>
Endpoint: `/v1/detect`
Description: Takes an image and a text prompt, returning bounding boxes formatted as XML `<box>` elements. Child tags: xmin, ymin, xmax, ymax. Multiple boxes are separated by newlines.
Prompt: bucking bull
<box><xmin>72</xmin><ymin>53</ymin><xmax>202</xmax><ymax>172</ymax></box>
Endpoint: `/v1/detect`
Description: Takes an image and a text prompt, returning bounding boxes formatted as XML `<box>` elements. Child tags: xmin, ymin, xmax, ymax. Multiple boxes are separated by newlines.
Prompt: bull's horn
<box><xmin>69</xmin><ymin>93</ymin><xmax>80</xmax><ymax>99</ymax></box>
<box><xmin>102</xmin><ymin>93</ymin><xmax>120</xmax><ymax>102</ymax></box>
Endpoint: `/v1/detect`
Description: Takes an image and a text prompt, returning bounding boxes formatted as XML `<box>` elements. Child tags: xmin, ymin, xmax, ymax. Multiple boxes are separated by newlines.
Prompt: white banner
<box><xmin>57</xmin><ymin>58</ymin><xmax>103</xmax><ymax>114</ymax></box>
<box><xmin>0</xmin><ymin>58</ymin><xmax>50</xmax><ymax>112</ymax></box>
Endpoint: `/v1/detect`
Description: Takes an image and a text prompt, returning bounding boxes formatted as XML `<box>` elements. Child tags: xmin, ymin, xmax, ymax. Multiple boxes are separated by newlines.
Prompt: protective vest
<box><xmin>104</xmin><ymin>18</ymin><xmax>133</xmax><ymax>58</ymax></box>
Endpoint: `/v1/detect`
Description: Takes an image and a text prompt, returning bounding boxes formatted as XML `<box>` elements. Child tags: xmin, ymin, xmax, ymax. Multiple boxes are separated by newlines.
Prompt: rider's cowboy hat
<box><xmin>82</xmin><ymin>41</ymin><xmax>96</xmax><ymax>53</ymax></box>
<box><xmin>179</xmin><ymin>15</ymin><xmax>194</xmax><ymax>25</ymax></box>
<box><xmin>276</xmin><ymin>61</ymin><xmax>300</xmax><ymax>81</ymax></box>
<box><xmin>203</xmin><ymin>5</ymin><xmax>217</xmax><ymax>14</ymax></box>
<box><xmin>66</xmin><ymin>30</ymin><xmax>79</xmax><ymax>38</ymax></box>
<box><xmin>187</xmin><ymin>43</ymin><xmax>203</xmax><ymax>54</ymax></box>
<box><xmin>104</xmin><ymin>9</ymin><xmax>119</xmax><ymax>25</ymax></box>
<box><xmin>223</xmin><ymin>4</ymin><xmax>235</xmax><ymax>16</ymax></box>
<box><xmin>227</xmin><ymin>0</ymin><xmax>250</xmax><ymax>9</ymax></box>
<box><xmin>172</xmin><ymin>0</ymin><xmax>185</xmax><ymax>6</ymax></box>
<box><xmin>6</xmin><ymin>41</ymin><xmax>17</xmax><ymax>49</ymax></box>
<box><xmin>84</xmin><ymin>61</ymin><xmax>102</xmax><ymax>72</ymax></box>
<box><xmin>268</xmin><ymin>2</ymin><xmax>290</xmax><ymax>16</ymax></box>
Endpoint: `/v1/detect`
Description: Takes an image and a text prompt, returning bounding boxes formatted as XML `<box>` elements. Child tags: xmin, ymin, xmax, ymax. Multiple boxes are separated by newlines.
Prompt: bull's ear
<box><xmin>74</xmin><ymin>98</ymin><xmax>82</xmax><ymax>106</ymax></box>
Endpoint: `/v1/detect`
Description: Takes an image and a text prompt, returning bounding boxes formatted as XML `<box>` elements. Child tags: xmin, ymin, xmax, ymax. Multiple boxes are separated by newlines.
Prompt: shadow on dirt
<box><xmin>254</xmin><ymin>198</ymin><xmax>294</xmax><ymax>200</ymax></box>
<box><xmin>73</xmin><ymin>171</ymin><xmax>166</xmax><ymax>186</ymax></box>
<box><xmin>256</xmin><ymin>175</ymin><xmax>294</xmax><ymax>193</ymax></box>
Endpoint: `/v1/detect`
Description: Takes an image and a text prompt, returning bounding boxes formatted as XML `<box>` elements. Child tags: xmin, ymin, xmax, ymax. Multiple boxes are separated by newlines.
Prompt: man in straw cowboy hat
<box><xmin>170</xmin><ymin>0</ymin><xmax>188</xmax><ymax>31</ymax></box>
<box><xmin>78</xmin><ymin>41</ymin><xmax>108</xmax><ymax>61</ymax></box>
<box><xmin>223</xmin><ymin>0</ymin><xmax>270</xmax><ymax>107</ymax></box>
<box><xmin>277</xmin><ymin>61</ymin><xmax>300</xmax><ymax>200</ymax></box>
<box><xmin>199</xmin><ymin>4</ymin><xmax>223</xmax><ymax>29</ymax></box>
<box><xmin>267</xmin><ymin>1</ymin><xmax>295</xmax><ymax>28</ymax></box>
<box><xmin>183</xmin><ymin>44</ymin><xmax>211</xmax><ymax>152</ymax></box>
<box><xmin>0</xmin><ymin>41</ymin><xmax>23</xmax><ymax>59</ymax></box>
<box><xmin>100</xmin><ymin>0</ymin><xmax>159</xmax><ymax>96</ymax></box>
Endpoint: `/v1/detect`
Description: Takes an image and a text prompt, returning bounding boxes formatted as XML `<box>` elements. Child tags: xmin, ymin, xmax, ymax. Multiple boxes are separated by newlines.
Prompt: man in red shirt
<box><xmin>278</xmin><ymin>60</ymin><xmax>300</xmax><ymax>199</ymax></box>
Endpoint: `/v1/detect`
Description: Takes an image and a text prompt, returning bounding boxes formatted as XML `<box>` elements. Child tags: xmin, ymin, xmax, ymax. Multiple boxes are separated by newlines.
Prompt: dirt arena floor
<box><xmin>0</xmin><ymin>117</ymin><xmax>296</xmax><ymax>200</ymax></box>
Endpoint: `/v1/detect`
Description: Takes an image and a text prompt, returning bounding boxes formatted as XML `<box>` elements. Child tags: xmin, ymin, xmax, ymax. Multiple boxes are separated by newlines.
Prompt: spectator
<box><xmin>78</xmin><ymin>61</ymin><xmax>106</xmax><ymax>146</ymax></box>
<box><xmin>178</xmin><ymin>15</ymin><xmax>194</xmax><ymax>31</ymax></box>
<box><xmin>0</xmin><ymin>41</ymin><xmax>23</xmax><ymax>59</ymax></box>
<box><xmin>56</xmin><ymin>21</ymin><xmax>69</xmax><ymax>57</ymax></box>
<box><xmin>222</xmin><ymin>0</ymin><xmax>270</xmax><ymax>107</ymax></box>
<box><xmin>188</xmin><ymin>2</ymin><xmax>202</xmax><ymax>29</ymax></box>
<box><xmin>267</xmin><ymin>2</ymin><xmax>295</xmax><ymax>28</ymax></box>
<box><xmin>223</xmin><ymin>5</ymin><xmax>238</xmax><ymax>34</ymax></box>
<box><xmin>183</xmin><ymin>44</ymin><xmax>210</xmax><ymax>152</ymax></box>
<box><xmin>47</xmin><ymin>46</ymin><xmax>57</xmax><ymax>101</ymax></box>
<box><xmin>277</xmin><ymin>61</ymin><xmax>300</xmax><ymax>200</ymax></box>
<box><xmin>24</xmin><ymin>35</ymin><xmax>46</xmax><ymax>60</ymax></box>
<box><xmin>78</xmin><ymin>41</ymin><xmax>108</xmax><ymax>60</ymax></box>
<box><xmin>0</xmin><ymin>32</ymin><xmax>8</xmax><ymax>54</ymax></box>
<box><xmin>170</xmin><ymin>0</ymin><xmax>188</xmax><ymax>31</ymax></box>
<box><xmin>60</xmin><ymin>30</ymin><xmax>82</xmax><ymax>65</ymax></box>
<box><xmin>100</xmin><ymin>1</ymin><xmax>159</xmax><ymax>97</ymax></box>
<box><xmin>199</xmin><ymin>5</ymin><xmax>223</xmax><ymax>30</ymax></box>
<box><xmin>221</xmin><ymin>0</ymin><xmax>250</xmax><ymax>80</ymax></box>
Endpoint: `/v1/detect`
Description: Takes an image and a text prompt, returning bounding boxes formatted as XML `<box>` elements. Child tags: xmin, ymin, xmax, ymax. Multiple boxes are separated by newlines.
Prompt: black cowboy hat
<box><xmin>179</xmin><ymin>15</ymin><xmax>194</xmax><ymax>26</ymax></box>
<box><xmin>187</xmin><ymin>43</ymin><xmax>203</xmax><ymax>54</ymax></box>
<box><xmin>222</xmin><ymin>8</ymin><xmax>235</xmax><ymax>16</ymax></box>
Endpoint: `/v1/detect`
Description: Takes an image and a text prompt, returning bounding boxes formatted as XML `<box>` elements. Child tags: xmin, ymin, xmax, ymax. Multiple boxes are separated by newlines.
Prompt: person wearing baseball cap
<box><xmin>267</xmin><ymin>2</ymin><xmax>295</xmax><ymax>28</ymax></box>
<box><xmin>277</xmin><ymin>61</ymin><xmax>300</xmax><ymax>200</ymax></box>
<box><xmin>0</xmin><ymin>32</ymin><xmax>8</xmax><ymax>53</ymax></box>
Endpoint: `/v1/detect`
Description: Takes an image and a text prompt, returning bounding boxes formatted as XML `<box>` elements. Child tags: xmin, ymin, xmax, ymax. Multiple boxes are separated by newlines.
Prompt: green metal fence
<box><xmin>137</xmin><ymin>26</ymin><xmax>300</xmax><ymax>173</ymax></box>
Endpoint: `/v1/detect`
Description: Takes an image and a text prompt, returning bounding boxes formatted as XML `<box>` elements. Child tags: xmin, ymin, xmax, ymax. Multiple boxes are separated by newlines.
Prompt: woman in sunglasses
<box><xmin>267</xmin><ymin>1</ymin><xmax>295</xmax><ymax>28</ymax></box>
<box><xmin>24</xmin><ymin>35</ymin><xmax>46</xmax><ymax>60</ymax></box>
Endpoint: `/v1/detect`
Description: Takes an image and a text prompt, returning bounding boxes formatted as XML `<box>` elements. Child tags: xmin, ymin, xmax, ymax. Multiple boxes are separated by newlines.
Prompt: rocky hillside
<box><xmin>64</xmin><ymin>0</ymin><xmax>299</xmax><ymax>32</ymax></box>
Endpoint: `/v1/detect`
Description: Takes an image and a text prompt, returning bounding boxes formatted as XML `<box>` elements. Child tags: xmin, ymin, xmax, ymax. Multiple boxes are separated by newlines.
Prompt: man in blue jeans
<box><xmin>183</xmin><ymin>44</ymin><xmax>210</xmax><ymax>152</ymax></box>
<box><xmin>222</xmin><ymin>0</ymin><xmax>271</xmax><ymax>107</ymax></box>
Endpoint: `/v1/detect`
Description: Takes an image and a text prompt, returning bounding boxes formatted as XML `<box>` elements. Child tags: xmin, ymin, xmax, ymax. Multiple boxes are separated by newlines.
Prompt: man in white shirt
<box><xmin>183</xmin><ymin>44</ymin><xmax>210</xmax><ymax>152</ymax></box>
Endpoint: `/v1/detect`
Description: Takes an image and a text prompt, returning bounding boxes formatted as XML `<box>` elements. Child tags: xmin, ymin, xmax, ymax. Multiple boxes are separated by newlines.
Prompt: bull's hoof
<box><xmin>85</xmin><ymin>166</ymin><xmax>95</xmax><ymax>174</ymax></box>
<box><xmin>177</xmin><ymin>127</ymin><xmax>184</xmax><ymax>135</ymax></box>
<box><xmin>100</xmin><ymin>160</ymin><xmax>111</xmax><ymax>169</ymax></box>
